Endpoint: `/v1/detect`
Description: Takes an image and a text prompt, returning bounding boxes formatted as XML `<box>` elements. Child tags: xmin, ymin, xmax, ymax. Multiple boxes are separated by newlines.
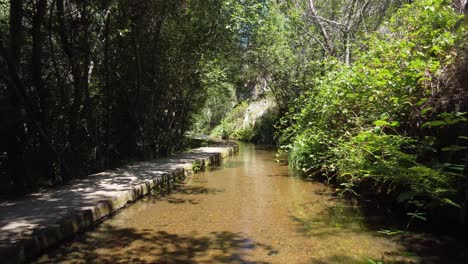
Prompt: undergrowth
<box><xmin>277</xmin><ymin>0</ymin><xmax>467</xmax><ymax>226</ymax></box>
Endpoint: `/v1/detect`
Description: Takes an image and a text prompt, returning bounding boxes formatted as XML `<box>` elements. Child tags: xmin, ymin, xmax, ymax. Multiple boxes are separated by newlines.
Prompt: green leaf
<box><xmin>441</xmin><ymin>198</ymin><xmax>461</xmax><ymax>208</ymax></box>
<box><xmin>374</xmin><ymin>120</ymin><xmax>390</xmax><ymax>127</ymax></box>
<box><xmin>422</xmin><ymin>120</ymin><xmax>446</xmax><ymax>127</ymax></box>
<box><xmin>377</xmin><ymin>229</ymin><xmax>406</xmax><ymax>236</ymax></box>
<box><xmin>407</xmin><ymin>212</ymin><xmax>427</xmax><ymax>221</ymax></box>
<box><xmin>421</xmin><ymin>107</ymin><xmax>432</xmax><ymax>115</ymax></box>
<box><xmin>441</xmin><ymin>146</ymin><xmax>468</xmax><ymax>152</ymax></box>
<box><xmin>390</xmin><ymin>121</ymin><xmax>400</xmax><ymax>127</ymax></box>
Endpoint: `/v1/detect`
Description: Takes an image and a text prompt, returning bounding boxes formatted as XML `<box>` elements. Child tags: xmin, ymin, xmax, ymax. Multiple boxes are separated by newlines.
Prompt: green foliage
<box><xmin>422</xmin><ymin>112</ymin><xmax>467</xmax><ymax>128</ymax></box>
<box><xmin>210</xmin><ymin>98</ymin><xmax>280</xmax><ymax>143</ymax></box>
<box><xmin>334</xmin><ymin>131</ymin><xmax>458</xmax><ymax>207</ymax></box>
<box><xmin>0</xmin><ymin>0</ymin><xmax>8</xmax><ymax>31</ymax></box>
<box><xmin>211</xmin><ymin>102</ymin><xmax>249</xmax><ymax>139</ymax></box>
<box><xmin>210</xmin><ymin>121</ymin><xmax>231</xmax><ymax>139</ymax></box>
<box><xmin>230</xmin><ymin>127</ymin><xmax>255</xmax><ymax>142</ymax></box>
<box><xmin>277</xmin><ymin>0</ymin><xmax>466</xmax><ymax>222</ymax></box>
<box><xmin>288</xmin><ymin>130</ymin><xmax>335</xmax><ymax>177</ymax></box>
<box><xmin>192</xmin><ymin>162</ymin><xmax>203</xmax><ymax>173</ymax></box>
<box><xmin>1</xmin><ymin>0</ymin><xmax>270</xmax><ymax>193</ymax></box>
<box><xmin>191</xmin><ymin>58</ymin><xmax>237</xmax><ymax>134</ymax></box>
<box><xmin>367</xmin><ymin>259</ymin><xmax>383</xmax><ymax>264</ymax></box>
<box><xmin>377</xmin><ymin>229</ymin><xmax>407</xmax><ymax>236</ymax></box>
<box><xmin>250</xmin><ymin>109</ymin><xmax>278</xmax><ymax>144</ymax></box>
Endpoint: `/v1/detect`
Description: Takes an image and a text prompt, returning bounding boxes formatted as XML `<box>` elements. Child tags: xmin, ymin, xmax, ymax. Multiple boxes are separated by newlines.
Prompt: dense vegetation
<box><xmin>1</xmin><ymin>0</ymin><xmax>467</xmax><ymax>228</ymax></box>
<box><xmin>200</xmin><ymin>0</ymin><xmax>468</xmax><ymax>227</ymax></box>
<box><xmin>271</xmin><ymin>0</ymin><xmax>467</xmax><ymax>227</ymax></box>
<box><xmin>0</xmin><ymin>0</ymin><xmax>262</xmax><ymax>195</ymax></box>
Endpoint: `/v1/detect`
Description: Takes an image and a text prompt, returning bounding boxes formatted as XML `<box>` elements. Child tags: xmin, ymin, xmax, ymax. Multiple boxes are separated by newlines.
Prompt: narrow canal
<box><xmin>36</xmin><ymin>144</ymin><xmax>466</xmax><ymax>263</ymax></box>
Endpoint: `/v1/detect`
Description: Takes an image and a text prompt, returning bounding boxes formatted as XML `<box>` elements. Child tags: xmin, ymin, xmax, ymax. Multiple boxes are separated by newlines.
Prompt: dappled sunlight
<box><xmin>0</xmin><ymin>143</ymin><xmax>237</xmax><ymax>261</ymax></box>
<box><xmin>286</xmin><ymin>195</ymin><xmax>406</xmax><ymax>263</ymax></box>
<box><xmin>1</xmin><ymin>0</ymin><xmax>467</xmax><ymax>262</ymax></box>
<box><xmin>36</xmin><ymin>225</ymin><xmax>273</xmax><ymax>264</ymax></box>
<box><xmin>32</xmin><ymin>143</ymin><xmax>468</xmax><ymax>264</ymax></box>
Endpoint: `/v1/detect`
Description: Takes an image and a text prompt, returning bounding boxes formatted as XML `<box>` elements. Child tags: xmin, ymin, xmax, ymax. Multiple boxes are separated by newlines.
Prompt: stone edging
<box><xmin>0</xmin><ymin>142</ymin><xmax>238</xmax><ymax>263</ymax></box>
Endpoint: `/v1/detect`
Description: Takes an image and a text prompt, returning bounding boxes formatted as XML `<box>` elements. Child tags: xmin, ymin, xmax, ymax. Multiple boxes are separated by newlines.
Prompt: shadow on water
<box><xmin>310</xmin><ymin>255</ymin><xmax>374</xmax><ymax>264</ymax></box>
<box><xmin>265</xmin><ymin>172</ymin><xmax>290</xmax><ymax>179</ymax></box>
<box><xmin>393</xmin><ymin>233</ymin><xmax>468</xmax><ymax>264</ymax></box>
<box><xmin>140</xmin><ymin>184</ymin><xmax>225</xmax><ymax>205</ymax></box>
<box><xmin>174</xmin><ymin>185</ymin><xmax>225</xmax><ymax>195</ymax></box>
<box><xmin>206</xmin><ymin>160</ymin><xmax>246</xmax><ymax>172</ymax></box>
<box><xmin>291</xmin><ymin>203</ymin><xmax>368</xmax><ymax>238</ymax></box>
<box><xmin>291</xmin><ymin>192</ymin><xmax>468</xmax><ymax>263</ymax></box>
<box><xmin>37</xmin><ymin>225</ymin><xmax>274</xmax><ymax>264</ymax></box>
<box><xmin>33</xmin><ymin>143</ymin><xmax>468</xmax><ymax>264</ymax></box>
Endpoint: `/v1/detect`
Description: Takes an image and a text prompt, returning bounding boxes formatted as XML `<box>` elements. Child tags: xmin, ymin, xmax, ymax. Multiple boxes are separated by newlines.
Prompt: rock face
<box><xmin>210</xmin><ymin>74</ymin><xmax>278</xmax><ymax>144</ymax></box>
<box><xmin>236</xmin><ymin>76</ymin><xmax>269</xmax><ymax>102</ymax></box>
<box><xmin>242</xmin><ymin>98</ymin><xmax>277</xmax><ymax>129</ymax></box>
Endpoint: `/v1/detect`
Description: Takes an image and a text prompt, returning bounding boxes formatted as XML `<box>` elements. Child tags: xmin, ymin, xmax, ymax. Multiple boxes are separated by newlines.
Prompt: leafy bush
<box><xmin>230</xmin><ymin>128</ymin><xmax>256</xmax><ymax>142</ymax></box>
<box><xmin>210</xmin><ymin>120</ymin><xmax>234</xmax><ymax>139</ymax></box>
<box><xmin>288</xmin><ymin>130</ymin><xmax>336</xmax><ymax>177</ymax></box>
<box><xmin>211</xmin><ymin>100</ymin><xmax>280</xmax><ymax>143</ymax></box>
<box><xmin>277</xmin><ymin>0</ymin><xmax>465</xmax><ymax>222</ymax></box>
<box><xmin>210</xmin><ymin>102</ymin><xmax>249</xmax><ymax>138</ymax></box>
<box><xmin>251</xmin><ymin>109</ymin><xmax>279</xmax><ymax>144</ymax></box>
<box><xmin>334</xmin><ymin>131</ymin><xmax>458</xmax><ymax>208</ymax></box>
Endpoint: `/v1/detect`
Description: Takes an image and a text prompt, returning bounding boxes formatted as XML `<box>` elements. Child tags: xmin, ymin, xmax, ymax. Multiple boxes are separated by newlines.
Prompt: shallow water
<box><xmin>36</xmin><ymin>144</ymin><xmax>467</xmax><ymax>263</ymax></box>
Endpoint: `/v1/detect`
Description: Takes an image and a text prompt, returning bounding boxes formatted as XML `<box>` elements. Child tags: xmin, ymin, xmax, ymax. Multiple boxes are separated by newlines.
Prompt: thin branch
<box><xmin>344</xmin><ymin>0</ymin><xmax>358</xmax><ymax>28</ymax></box>
<box><xmin>314</xmin><ymin>14</ymin><xmax>347</xmax><ymax>29</ymax></box>
<box><xmin>299</xmin><ymin>24</ymin><xmax>332</xmax><ymax>56</ymax></box>
<box><xmin>308</xmin><ymin>0</ymin><xmax>335</xmax><ymax>55</ymax></box>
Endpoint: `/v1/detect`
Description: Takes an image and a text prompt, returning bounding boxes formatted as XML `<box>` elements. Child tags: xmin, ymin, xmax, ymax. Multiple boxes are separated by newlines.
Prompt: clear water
<box><xmin>36</xmin><ymin>144</ymin><xmax>467</xmax><ymax>263</ymax></box>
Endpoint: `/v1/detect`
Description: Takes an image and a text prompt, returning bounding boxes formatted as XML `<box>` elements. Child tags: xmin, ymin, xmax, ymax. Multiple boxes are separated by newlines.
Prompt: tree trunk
<box><xmin>6</xmin><ymin>0</ymin><xmax>30</xmax><ymax>193</ymax></box>
<box><xmin>104</xmin><ymin>10</ymin><xmax>112</xmax><ymax>167</ymax></box>
<box><xmin>56</xmin><ymin>0</ymin><xmax>89</xmax><ymax>180</ymax></box>
<box><xmin>32</xmin><ymin>0</ymin><xmax>55</xmax><ymax>182</ymax></box>
<box><xmin>9</xmin><ymin>0</ymin><xmax>22</xmax><ymax>69</ymax></box>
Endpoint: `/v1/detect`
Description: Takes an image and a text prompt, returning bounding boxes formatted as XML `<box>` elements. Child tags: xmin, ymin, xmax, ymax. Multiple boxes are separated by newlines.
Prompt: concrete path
<box><xmin>0</xmin><ymin>141</ymin><xmax>238</xmax><ymax>263</ymax></box>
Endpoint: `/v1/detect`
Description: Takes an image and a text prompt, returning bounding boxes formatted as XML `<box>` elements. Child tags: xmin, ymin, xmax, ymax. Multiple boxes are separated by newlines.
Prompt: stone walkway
<box><xmin>0</xmin><ymin>141</ymin><xmax>238</xmax><ymax>263</ymax></box>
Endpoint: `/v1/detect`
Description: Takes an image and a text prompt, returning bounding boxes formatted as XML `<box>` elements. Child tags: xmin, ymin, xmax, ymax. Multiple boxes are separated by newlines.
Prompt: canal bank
<box><xmin>0</xmin><ymin>141</ymin><xmax>238</xmax><ymax>263</ymax></box>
